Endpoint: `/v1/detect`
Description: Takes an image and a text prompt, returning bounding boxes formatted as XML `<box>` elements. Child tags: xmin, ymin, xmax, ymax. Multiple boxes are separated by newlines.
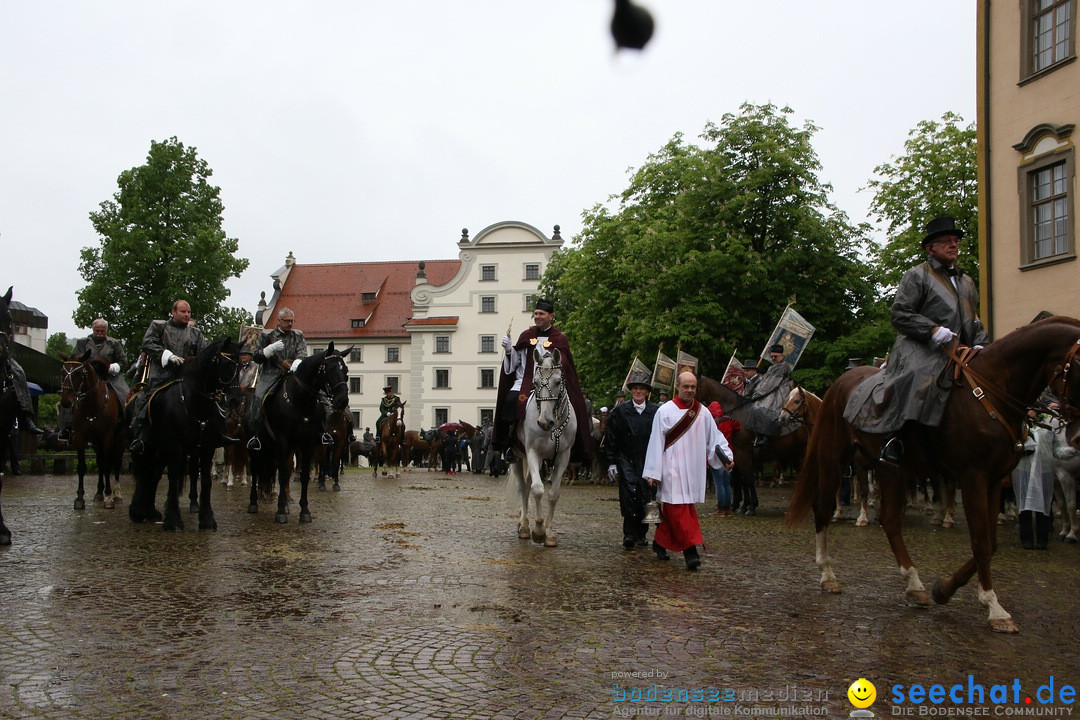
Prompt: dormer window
<box><xmin>351</xmin><ymin>319</ymin><xmax>365</xmax><ymax>328</ymax></box>
<box><xmin>361</xmin><ymin>292</ymin><xmax>377</xmax><ymax>303</ymax></box>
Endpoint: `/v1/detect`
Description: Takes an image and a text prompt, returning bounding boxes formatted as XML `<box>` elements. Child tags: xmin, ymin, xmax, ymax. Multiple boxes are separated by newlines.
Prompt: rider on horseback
<box><xmin>246</xmin><ymin>307</ymin><xmax>307</xmax><ymax>451</ymax></box>
<box><xmin>129</xmin><ymin>300</ymin><xmax>207</xmax><ymax>454</ymax></box>
<box><xmin>59</xmin><ymin>318</ymin><xmax>129</xmax><ymax>441</ymax></box>
<box><xmin>844</xmin><ymin>216</ymin><xmax>989</xmax><ymax>464</ymax></box>
<box><xmin>376</xmin><ymin>385</ymin><xmax>402</xmax><ymax>437</ymax></box>
<box><xmin>492</xmin><ymin>298</ymin><xmax>594</xmax><ymax>462</ymax></box>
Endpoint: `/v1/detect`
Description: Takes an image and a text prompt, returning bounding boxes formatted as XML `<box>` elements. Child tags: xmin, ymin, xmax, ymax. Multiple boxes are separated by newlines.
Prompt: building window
<box><xmin>351</xmin><ymin>319</ymin><xmax>365</xmax><ymax>328</ymax></box>
<box><xmin>524</xmin><ymin>263</ymin><xmax>540</xmax><ymax>281</ymax></box>
<box><xmin>434</xmin><ymin>408</ymin><xmax>449</xmax><ymax>427</ymax></box>
<box><xmin>350</xmin><ymin>348</ymin><xmax>363</xmax><ymax>363</ymax></box>
<box><xmin>386</xmin><ymin>346</ymin><xmax>400</xmax><ymax>363</ymax></box>
<box><xmin>385</xmin><ymin>376</ymin><xmax>399</xmax><ymax>394</ymax></box>
<box><xmin>352</xmin><ymin>410</ymin><xmax>361</xmax><ymax>428</ymax></box>
<box><xmin>1023</xmin><ymin>0</ymin><xmax>1076</xmax><ymax>80</ymax></box>
<box><xmin>480</xmin><ymin>335</ymin><xmax>496</xmax><ymax>353</ymax></box>
<box><xmin>362</xmin><ymin>292</ymin><xmax>377</xmax><ymax>303</ymax></box>
<box><xmin>479</xmin><ymin>408</ymin><xmax>494</xmax><ymax>426</ymax></box>
<box><xmin>1019</xmin><ymin>144</ymin><xmax>1075</xmax><ymax>267</ymax></box>
<box><xmin>523</xmin><ymin>294</ymin><xmax>535</xmax><ymax>312</ymax></box>
<box><xmin>349</xmin><ymin>377</ymin><xmax>363</xmax><ymax>394</ymax></box>
<box><xmin>480</xmin><ymin>368</ymin><xmax>495</xmax><ymax>388</ymax></box>
<box><xmin>480</xmin><ymin>264</ymin><xmax>497</xmax><ymax>281</ymax></box>
<box><xmin>480</xmin><ymin>296</ymin><xmax>496</xmax><ymax>313</ymax></box>
<box><xmin>435</xmin><ymin>368</ymin><xmax>450</xmax><ymax>388</ymax></box>
<box><xmin>435</xmin><ymin>336</ymin><xmax>450</xmax><ymax>353</ymax></box>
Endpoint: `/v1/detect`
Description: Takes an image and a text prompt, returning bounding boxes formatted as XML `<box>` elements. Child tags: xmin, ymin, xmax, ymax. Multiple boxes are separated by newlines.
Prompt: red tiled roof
<box><xmin>267</xmin><ymin>260</ymin><xmax>461</xmax><ymax>338</ymax></box>
<box><xmin>403</xmin><ymin>317</ymin><xmax>459</xmax><ymax>327</ymax></box>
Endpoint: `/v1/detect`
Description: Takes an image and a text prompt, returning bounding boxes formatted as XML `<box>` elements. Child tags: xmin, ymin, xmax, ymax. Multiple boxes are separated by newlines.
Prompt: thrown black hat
<box><xmin>534</xmin><ymin>298</ymin><xmax>554</xmax><ymax>313</ymax></box>
<box><xmin>922</xmin><ymin>216</ymin><xmax>964</xmax><ymax>247</ymax></box>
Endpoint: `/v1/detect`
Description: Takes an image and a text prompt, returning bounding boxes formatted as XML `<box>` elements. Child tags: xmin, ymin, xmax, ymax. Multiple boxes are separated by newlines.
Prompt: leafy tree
<box><xmin>197</xmin><ymin>306</ymin><xmax>255</xmax><ymax>348</ymax></box>
<box><xmin>865</xmin><ymin>112</ymin><xmax>978</xmax><ymax>290</ymax></box>
<box><xmin>46</xmin><ymin>332</ymin><xmax>74</xmax><ymax>360</ymax></box>
<box><xmin>74</xmin><ymin>137</ymin><xmax>250</xmax><ymax>356</ymax></box>
<box><xmin>543</xmin><ymin>103</ymin><xmax>883</xmax><ymax>398</ymax></box>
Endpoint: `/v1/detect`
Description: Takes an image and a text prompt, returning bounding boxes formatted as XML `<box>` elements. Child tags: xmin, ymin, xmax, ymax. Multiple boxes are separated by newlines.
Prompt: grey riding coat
<box><xmin>252</xmin><ymin>327</ymin><xmax>307</xmax><ymax>402</ymax></box>
<box><xmin>74</xmin><ymin>334</ymin><xmax>130</xmax><ymax>398</ymax></box>
<box><xmin>844</xmin><ymin>258</ymin><xmax>989</xmax><ymax>433</ymax></box>
<box><xmin>141</xmin><ymin>320</ymin><xmax>207</xmax><ymax>385</ymax></box>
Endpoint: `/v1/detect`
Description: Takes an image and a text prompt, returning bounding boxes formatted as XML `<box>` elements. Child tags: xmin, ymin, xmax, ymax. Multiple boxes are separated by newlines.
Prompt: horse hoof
<box><xmin>299</xmin><ymin>512</ymin><xmax>312</xmax><ymax>524</ymax></box>
<box><xmin>820</xmin><ymin>580</ymin><xmax>842</xmax><ymax>594</ymax></box>
<box><xmin>942</xmin><ymin>519</ymin><xmax>955</xmax><ymax>529</ymax></box>
<box><xmin>531</xmin><ymin>530</ymin><xmax>546</xmax><ymax>544</ymax></box>
<box><xmin>855</xmin><ymin>518</ymin><xmax>868</xmax><ymax>527</ymax></box>
<box><xmin>189</xmin><ymin>502</ymin><xmax>199</xmax><ymax>514</ymax></box>
<box><xmin>199</xmin><ymin>520</ymin><xmax>218</xmax><ymax>531</ymax></box>
<box><xmin>247</xmin><ymin>503</ymin><xmax>259</xmax><ymax>514</ymax></box>
<box><xmin>317</xmin><ymin>483</ymin><xmax>326</xmax><ymax>492</ymax></box>
<box><xmin>0</xmin><ymin>531</ymin><xmax>10</xmax><ymax>545</ymax></box>
<box><xmin>930</xmin><ymin>578</ymin><xmax>953</xmax><ymax>605</ymax></box>
<box><xmin>989</xmin><ymin>617</ymin><xmax>1020</xmax><ymax>634</ymax></box>
<box><xmin>74</xmin><ymin>498</ymin><xmax>86</xmax><ymax>511</ymax></box>
<box><xmin>333</xmin><ymin>483</ymin><xmax>341</xmax><ymax>492</ymax></box>
<box><xmin>905</xmin><ymin>589</ymin><xmax>933</xmax><ymax>607</ymax></box>
<box><xmin>275</xmin><ymin>513</ymin><xmax>288</xmax><ymax>524</ymax></box>
<box><xmin>543</xmin><ymin>537</ymin><xmax>558</xmax><ymax>548</ymax></box>
<box><xmin>1068</xmin><ymin>536</ymin><xmax>1078</xmax><ymax>545</ymax></box>
<box><xmin>930</xmin><ymin>517</ymin><xmax>943</xmax><ymax>526</ymax></box>
<box><xmin>94</xmin><ymin>492</ymin><xmax>104</xmax><ymax>502</ymax></box>
<box><xmin>103</xmin><ymin>497</ymin><xmax>115</xmax><ymax>510</ymax></box>
<box><xmin>518</xmin><ymin>527</ymin><xmax>530</xmax><ymax>539</ymax></box>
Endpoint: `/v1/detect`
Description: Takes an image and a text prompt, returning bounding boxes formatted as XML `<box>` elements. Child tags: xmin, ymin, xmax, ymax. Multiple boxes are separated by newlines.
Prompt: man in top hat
<box><xmin>605</xmin><ymin>370</ymin><xmax>660</xmax><ymax>550</ymax></box>
<box><xmin>493</xmin><ymin>298</ymin><xmax>594</xmax><ymax>462</ymax></box>
<box><xmin>844</xmin><ymin>216</ymin><xmax>989</xmax><ymax>463</ymax></box>
<box><xmin>744</xmin><ymin>343</ymin><xmax>795</xmax><ymax>445</ymax></box>
<box><xmin>376</xmin><ymin>384</ymin><xmax>402</xmax><ymax>437</ymax></box>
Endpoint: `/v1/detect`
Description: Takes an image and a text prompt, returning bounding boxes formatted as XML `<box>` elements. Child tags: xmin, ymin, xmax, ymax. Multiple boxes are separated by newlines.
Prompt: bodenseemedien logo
<box><xmin>848</xmin><ymin>678</ymin><xmax>877</xmax><ymax>718</ymax></box>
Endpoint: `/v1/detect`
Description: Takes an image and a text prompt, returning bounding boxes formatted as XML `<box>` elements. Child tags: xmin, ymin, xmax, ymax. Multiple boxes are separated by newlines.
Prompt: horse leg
<box><xmin>526</xmin><ymin>454</ymin><xmax>546</xmax><ymax>544</ymax></box>
<box><xmin>933</xmin><ymin>478</ymin><xmax>1018</xmax><ymax>632</ymax></box>
<box><xmin>198</xmin><ymin>448</ymin><xmax>217</xmax><ymax>531</ymax></box>
<box><xmin>942</xmin><ymin>478</ymin><xmax>957</xmax><ymax>529</ymax></box>
<box><xmin>74</xmin><ymin>448</ymin><xmax>88</xmax><ymax>510</ymax></box>
<box><xmin>247</xmin><ymin>452</ymin><xmax>262</xmax><ymax>513</ymax></box>
<box><xmin>298</xmin><ymin>450</ymin><xmax>313</xmax><ymax>524</ymax></box>
<box><xmin>875</xmin><ymin>464</ymin><xmax>932</xmax><ymax>606</ymax></box>
<box><xmin>162</xmin><ymin>448</ymin><xmax>186</xmax><ymax>532</ymax></box>
<box><xmin>187</xmin><ymin>452</ymin><xmax>200</xmax><ymax>513</ymax></box>
<box><xmin>275</xmin><ymin>447</ymin><xmax>291</xmax><ymax>524</ymax></box>
<box><xmin>0</xmin><ymin>475</ymin><xmax>10</xmax><ymax>546</ymax></box>
<box><xmin>831</xmin><ymin>484</ymin><xmax>843</xmax><ymax>523</ymax></box>
<box><xmin>511</xmin><ymin>460</ymin><xmax>530</xmax><ymax>539</ymax></box>
<box><xmin>542</xmin><ymin>455</ymin><xmax>568</xmax><ymax>548</ymax></box>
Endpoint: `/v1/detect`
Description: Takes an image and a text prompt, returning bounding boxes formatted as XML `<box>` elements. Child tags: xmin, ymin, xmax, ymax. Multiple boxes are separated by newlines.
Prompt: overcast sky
<box><xmin>0</xmin><ymin>1</ymin><xmax>976</xmax><ymax>340</ymax></box>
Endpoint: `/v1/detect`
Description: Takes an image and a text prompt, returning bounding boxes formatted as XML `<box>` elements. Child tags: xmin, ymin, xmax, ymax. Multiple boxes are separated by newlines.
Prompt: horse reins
<box><xmin>61</xmin><ymin>360</ymin><xmax>110</xmax><ymax>427</ymax></box>
<box><xmin>533</xmin><ymin>361</ymin><xmax>571</xmax><ymax>459</ymax></box>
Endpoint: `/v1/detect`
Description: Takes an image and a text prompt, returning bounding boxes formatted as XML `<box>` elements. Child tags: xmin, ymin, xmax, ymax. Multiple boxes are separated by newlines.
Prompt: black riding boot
<box><xmin>17</xmin><ymin>408</ymin><xmax>44</xmax><ymax>435</ymax></box>
<box><xmin>1018</xmin><ymin>511</ymin><xmax>1034</xmax><ymax>550</ymax></box>
<box><xmin>1034</xmin><ymin>512</ymin><xmax>1052</xmax><ymax>549</ymax></box>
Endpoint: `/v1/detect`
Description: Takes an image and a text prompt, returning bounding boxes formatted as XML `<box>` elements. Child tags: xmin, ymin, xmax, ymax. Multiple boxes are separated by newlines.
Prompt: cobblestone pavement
<box><xmin>1</xmin><ymin>466</ymin><xmax>1079</xmax><ymax>719</ymax></box>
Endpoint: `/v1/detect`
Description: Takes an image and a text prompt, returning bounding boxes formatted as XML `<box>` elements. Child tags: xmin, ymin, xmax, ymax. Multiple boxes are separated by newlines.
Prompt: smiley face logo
<box><xmin>848</xmin><ymin>678</ymin><xmax>876</xmax><ymax>708</ymax></box>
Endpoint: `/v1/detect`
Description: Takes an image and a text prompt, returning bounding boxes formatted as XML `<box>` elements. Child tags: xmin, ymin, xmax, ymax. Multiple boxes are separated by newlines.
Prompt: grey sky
<box><xmin>0</xmin><ymin>1</ymin><xmax>975</xmax><ymax>340</ymax></box>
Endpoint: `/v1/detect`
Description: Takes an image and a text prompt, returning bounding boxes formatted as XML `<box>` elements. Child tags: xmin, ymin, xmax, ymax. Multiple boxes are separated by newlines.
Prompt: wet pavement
<box><xmin>1</xmin><ymin>466</ymin><xmax>1079</xmax><ymax>719</ymax></box>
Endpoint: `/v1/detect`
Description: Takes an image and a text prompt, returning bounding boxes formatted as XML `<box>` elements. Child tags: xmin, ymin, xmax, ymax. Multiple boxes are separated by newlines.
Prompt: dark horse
<box><xmin>0</xmin><ymin>287</ymin><xmax>19</xmax><ymax>545</ymax></box>
<box><xmin>316</xmin><ymin>407</ymin><xmax>353</xmax><ymax>491</ymax></box>
<box><xmin>786</xmin><ymin>316</ymin><xmax>1080</xmax><ymax>633</ymax></box>
<box><xmin>697</xmin><ymin>375</ymin><xmax>809</xmax><ymax>512</ymax></box>
<box><xmin>248</xmin><ymin>343</ymin><xmax>352</xmax><ymax>523</ymax></box>
<box><xmin>372</xmin><ymin>402</ymin><xmax>406</xmax><ymax>477</ymax></box>
<box><xmin>128</xmin><ymin>338</ymin><xmax>243</xmax><ymax>531</ymax></box>
<box><xmin>59</xmin><ymin>350</ymin><xmax>127</xmax><ymax>510</ymax></box>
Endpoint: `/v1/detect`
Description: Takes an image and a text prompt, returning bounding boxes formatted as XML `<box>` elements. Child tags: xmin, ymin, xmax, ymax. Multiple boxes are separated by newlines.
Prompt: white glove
<box><xmin>973</xmin><ymin>345</ymin><xmax>984</xmax><ymax>351</ymax></box>
<box><xmin>931</xmin><ymin>327</ymin><xmax>956</xmax><ymax>346</ymax></box>
<box><xmin>162</xmin><ymin>349</ymin><xmax>184</xmax><ymax>367</ymax></box>
<box><xmin>290</xmin><ymin>358</ymin><xmax>302</xmax><ymax>372</ymax></box>
<box><xmin>263</xmin><ymin>340</ymin><xmax>285</xmax><ymax>358</ymax></box>
<box><xmin>108</xmin><ymin>363</ymin><xmax>120</xmax><ymax>376</ymax></box>
<box><xmin>501</xmin><ymin>336</ymin><xmax>513</xmax><ymax>354</ymax></box>
<box><xmin>607</xmin><ymin>464</ymin><xmax>618</xmax><ymax>481</ymax></box>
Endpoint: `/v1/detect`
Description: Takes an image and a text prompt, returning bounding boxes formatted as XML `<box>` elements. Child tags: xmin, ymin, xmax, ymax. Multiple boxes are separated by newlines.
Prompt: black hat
<box><xmin>383</xmin><ymin>385</ymin><xmax>393</xmax><ymax>392</ymax></box>
<box><xmin>922</xmin><ymin>216</ymin><xmax>964</xmax><ymax>247</ymax></box>
<box><xmin>534</xmin><ymin>298</ymin><xmax>554</xmax><ymax>313</ymax></box>
<box><xmin>625</xmin><ymin>367</ymin><xmax>653</xmax><ymax>391</ymax></box>
<box><xmin>769</xmin><ymin>344</ymin><xmax>784</xmax><ymax>355</ymax></box>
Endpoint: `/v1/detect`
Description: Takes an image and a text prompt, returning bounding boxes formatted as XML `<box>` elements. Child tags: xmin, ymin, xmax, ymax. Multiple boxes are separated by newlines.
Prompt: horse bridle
<box><xmin>1047</xmin><ymin>339</ymin><xmax>1080</xmax><ymax>420</ymax></box>
<box><xmin>61</xmin><ymin>360</ymin><xmax>109</xmax><ymax>418</ymax></box>
<box><xmin>533</xmin><ymin>361</ymin><xmax>571</xmax><ymax>457</ymax></box>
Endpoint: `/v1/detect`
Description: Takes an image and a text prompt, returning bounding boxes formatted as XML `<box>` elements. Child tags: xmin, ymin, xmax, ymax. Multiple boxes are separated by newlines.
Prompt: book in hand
<box><xmin>714</xmin><ymin>444</ymin><xmax>731</xmax><ymax>466</ymax></box>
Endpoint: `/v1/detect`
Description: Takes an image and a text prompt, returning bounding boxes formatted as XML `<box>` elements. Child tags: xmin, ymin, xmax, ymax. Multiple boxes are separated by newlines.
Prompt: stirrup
<box><xmin>247</xmin><ymin>437</ymin><xmax>262</xmax><ymax>451</ymax></box>
<box><xmin>129</xmin><ymin>439</ymin><xmax>145</xmax><ymax>454</ymax></box>
<box><xmin>879</xmin><ymin>436</ymin><xmax>903</xmax><ymax>465</ymax></box>
<box><xmin>321</xmin><ymin>432</ymin><xmax>334</xmax><ymax>445</ymax></box>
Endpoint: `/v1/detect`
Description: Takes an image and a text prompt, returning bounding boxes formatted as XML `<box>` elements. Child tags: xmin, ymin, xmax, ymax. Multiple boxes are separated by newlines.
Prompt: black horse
<box><xmin>128</xmin><ymin>337</ymin><xmax>243</xmax><ymax>531</ymax></box>
<box><xmin>248</xmin><ymin>343</ymin><xmax>352</xmax><ymax>523</ymax></box>
<box><xmin>0</xmin><ymin>287</ymin><xmax>21</xmax><ymax>545</ymax></box>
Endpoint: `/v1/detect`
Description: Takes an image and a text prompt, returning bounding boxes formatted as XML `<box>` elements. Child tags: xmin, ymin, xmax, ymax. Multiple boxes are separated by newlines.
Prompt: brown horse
<box><xmin>786</xmin><ymin>316</ymin><xmax>1080</xmax><ymax>633</ymax></box>
<box><xmin>781</xmin><ymin>385</ymin><xmax>874</xmax><ymax>527</ymax></box>
<box><xmin>59</xmin><ymin>351</ymin><xmax>127</xmax><ymax>510</ymax></box>
<box><xmin>372</xmin><ymin>402</ymin><xmax>405</xmax><ymax>477</ymax></box>
<box><xmin>316</xmin><ymin>408</ymin><xmax>353</xmax><ymax>491</ymax></box>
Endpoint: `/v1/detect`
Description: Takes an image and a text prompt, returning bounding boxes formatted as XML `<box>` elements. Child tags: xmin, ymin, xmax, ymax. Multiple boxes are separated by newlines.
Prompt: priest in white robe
<box><xmin>643</xmin><ymin>372</ymin><xmax>734</xmax><ymax>570</ymax></box>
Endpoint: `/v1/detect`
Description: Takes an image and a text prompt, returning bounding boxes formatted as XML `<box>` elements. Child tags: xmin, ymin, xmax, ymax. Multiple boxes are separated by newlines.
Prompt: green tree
<box><xmin>46</xmin><ymin>332</ymin><xmax>74</xmax><ymax>360</ymax></box>
<box><xmin>543</xmin><ymin>103</ymin><xmax>884</xmax><ymax>398</ymax></box>
<box><xmin>865</xmin><ymin>112</ymin><xmax>978</xmax><ymax>290</ymax></box>
<box><xmin>74</xmin><ymin>137</ymin><xmax>250</xmax><ymax>356</ymax></box>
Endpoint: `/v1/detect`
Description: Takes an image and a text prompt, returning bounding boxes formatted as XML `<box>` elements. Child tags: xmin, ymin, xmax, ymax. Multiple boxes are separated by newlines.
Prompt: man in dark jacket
<box><xmin>844</xmin><ymin>216</ymin><xmax>990</xmax><ymax>463</ymax></box>
<box><xmin>605</xmin><ymin>370</ymin><xmax>659</xmax><ymax>549</ymax></box>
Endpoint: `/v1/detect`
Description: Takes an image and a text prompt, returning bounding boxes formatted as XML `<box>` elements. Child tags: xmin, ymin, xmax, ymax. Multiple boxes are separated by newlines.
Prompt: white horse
<box><xmin>1051</xmin><ymin>420</ymin><xmax>1080</xmax><ymax>543</ymax></box>
<box><xmin>510</xmin><ymin>348</ymin><xmax>578</xmax><ymax>547</ymax></box>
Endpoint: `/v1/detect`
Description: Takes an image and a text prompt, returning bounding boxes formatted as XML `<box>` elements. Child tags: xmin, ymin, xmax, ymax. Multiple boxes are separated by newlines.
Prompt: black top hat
<box><xmin>625</xmin><ymin>367</ymin><xmax>653</xmax><ymax>391</ymax></box>
<box><xmin>922</xmin><ymin>216</ymin><xmax>964</xmax><ymax>247</ymax></box>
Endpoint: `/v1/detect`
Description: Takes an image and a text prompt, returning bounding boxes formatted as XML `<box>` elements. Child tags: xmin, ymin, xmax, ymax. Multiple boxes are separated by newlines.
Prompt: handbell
<box><xmin>643</xmin><ymin>500</ymin><xmax>661</xmax><ymax>525</ymax></box>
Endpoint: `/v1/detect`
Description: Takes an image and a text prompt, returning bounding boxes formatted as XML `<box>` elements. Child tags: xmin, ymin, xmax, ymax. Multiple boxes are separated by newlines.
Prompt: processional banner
<box><xmin>650</xmin><ymin>351</ymin><xmax>677</xmax><ymax>397</ymax></box>
<box><xmin>759</xmin><ymin>307</ymin><xmax>815</xmax><ymax>368</ymax></box>
<box><xmin>721</xmin><ymin>352</ymin><xmax>746</xmax><ymax>393</ymax></box>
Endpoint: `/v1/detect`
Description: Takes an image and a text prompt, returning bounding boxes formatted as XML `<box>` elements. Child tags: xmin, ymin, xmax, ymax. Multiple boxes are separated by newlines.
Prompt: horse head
<box><xmin>531</xmin><ymin>347</ymin><xmax>566</xmax><ymax>432</ymax></box>
<box><xmin>319</xmin><ymin>341</ymin><xmax>353</xmax><ymax>411</ymax></box>
<box><xmin>0</xmin><ymin>287</ymin><xmax>13</xmax><ymax>338</ymax></box>
<box><xmin>184</xmin><ymin>337</ymin><xmax>242</xmax><ymax>402</ymax></box>
<box><xmin>780</xmin><ymin>386</ymin><xmax>806</xmax><ymax>424</ymax></box>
